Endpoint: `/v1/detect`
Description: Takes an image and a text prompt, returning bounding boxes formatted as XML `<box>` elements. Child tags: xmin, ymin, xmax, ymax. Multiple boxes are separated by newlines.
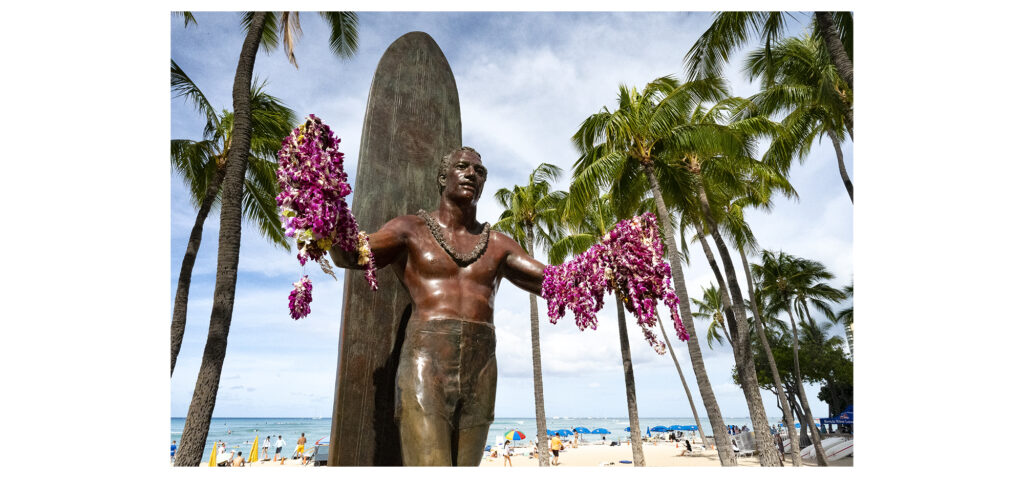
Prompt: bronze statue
<box><xmin>330</xmin><ymin>146</ymin><xmax>546</xmax><ymax>466</ymax></box>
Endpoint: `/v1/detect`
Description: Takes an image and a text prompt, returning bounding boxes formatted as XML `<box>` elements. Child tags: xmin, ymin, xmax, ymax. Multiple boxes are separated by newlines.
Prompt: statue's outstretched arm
<box><xmin>329</xmin><ymin>215</ymin><xmax>412</xmax><ymax>269</ymax></box>
<box><xmin>498</xmin><ymin>234</ymin><xmax>545</xmax><ymax>296</ymax></box>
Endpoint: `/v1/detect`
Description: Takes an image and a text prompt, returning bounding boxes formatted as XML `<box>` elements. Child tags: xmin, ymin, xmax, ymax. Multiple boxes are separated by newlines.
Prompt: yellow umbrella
<box><xmin>208</xmin><ymin>441</ymin><xmax>218</xmax><ymax>467</ymax></box>
<box><xmin>248</xmin><ymin>436</ymin><xmax>260</xmax><ymax>463</ymax></box>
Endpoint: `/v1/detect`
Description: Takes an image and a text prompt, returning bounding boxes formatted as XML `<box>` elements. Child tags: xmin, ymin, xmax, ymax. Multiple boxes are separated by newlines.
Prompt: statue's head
<box><xmin>437</xmin><ymin>146</ymin><xmax>487</xmax><ymax>202</ymax></box>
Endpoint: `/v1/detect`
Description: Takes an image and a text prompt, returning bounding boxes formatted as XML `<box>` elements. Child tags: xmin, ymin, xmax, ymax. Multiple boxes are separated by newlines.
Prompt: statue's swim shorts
<box><xmin>395</xmin><ymin>318</ymin><xmax>497</xmax><ymax>430</ymax></box>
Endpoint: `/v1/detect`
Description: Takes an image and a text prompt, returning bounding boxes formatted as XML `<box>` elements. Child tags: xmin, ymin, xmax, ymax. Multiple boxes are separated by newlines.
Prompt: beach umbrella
<box><xmin>208</xmin><ymin>441</ymin><xmax>218</xmax><ymax>467</ymax></box>
<box><xmin>547</xmin><ymin>429</ymin><xmax>557</xmax><ymax>436</ymax></box>
<box><xmin>247</xmin><ymin>436</ymin><xmax>259</xmax><ymax>463</ymax></box>
<box><xmin>592</xmin><ymin>428</ymin><xmax>610</xmax><ymax>434</ymax></box>
<box><xmin>668</xmin><ymin>425</ymin><xmax>687</xmax><ymax>431</ymax></box>
<box><xmin>624</xmin><ymin>427</ymin><xmax>630</xmax><ymax>432</ymax></box>
<box><xmin>556</xmin><ymin>429</ymin><xmax>573</xmax><ymax>436</ymax></box>
<box><xmin>646</xmin><ymin>426</ymin><xmax>651</xmax><ymax>437</ymax></box>
<box><xmin>505</xmin><ymin>430</ymin><xmax>526</xmax><ymax>441</ymax></box>
<box><xmin>573</xmin><ymin>427</ymin><xmax>591</xmax><ymax>434</ymax></box>
<box><xmin>651</xmin><ymin>426</ymin><xmax>669</xmax><ymax>433</ymax></box>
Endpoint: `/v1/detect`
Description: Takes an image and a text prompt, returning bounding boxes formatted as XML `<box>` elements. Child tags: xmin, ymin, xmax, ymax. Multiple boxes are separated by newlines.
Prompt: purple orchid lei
<box><xmin>541</xmin><ymin>213</ymin><xmax>690</xmax><ymax>353</ymax></box>
<box><xmin>288</xmin><ymin>276</ymin><xmax>313</xmax><ymax>320</ymax></box>
<box><xmin>276</xmin><ymin>114</ymin><xmax>377</xmax><ymax>319</ymax></box>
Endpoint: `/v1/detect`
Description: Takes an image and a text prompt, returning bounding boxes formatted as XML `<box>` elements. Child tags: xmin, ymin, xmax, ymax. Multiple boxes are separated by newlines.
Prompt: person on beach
<box><xmin>262</xmin><ymin>436</ymin><xmax>270</xmax><ymax>461</ymax></box>
<box><xmin>502</xmin><ymin>440</ymin><xmax>513</xmax><ymax>467</ymax></box>
<box><xmin>171</xmin><ymin>440</ymin><xmax>177</xmax><ymax>462</ymax></box>
<box><xmin>329</xmin><ymin>147</ymin><xmax>547</xmax><ymax>466</ymax></box>
<box><xmin>549</xmin><ymin>434</ymin><xmax>562</xmax><ymax>466</ymax></box>
<box><xmin>297</xmin><ymin>433</ymin><xmax>307</xmax><ymax>464</ymax></box>
<box><xmin>232</xmin><ymin>452</ymin><xmax>245</xmax><ymax>467</ymax></box>
<box><xmin>775</xmin><ymin>433</ymin><xmax>785</xmax><ymax>463</ymax></box>
<box><xmin>679</xmin><ymin>439</ymin><xmax>693</xmax><ymax>456</ymax></box>
<box><xmin>274</xmin><ymin>435</ymin><xmax>285</xmax><ymax>463</ymax></box>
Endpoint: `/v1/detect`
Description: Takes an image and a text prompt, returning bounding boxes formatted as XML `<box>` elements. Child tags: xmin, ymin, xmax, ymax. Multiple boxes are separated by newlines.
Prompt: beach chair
<box><xmin>735</xmin><ymin>446</ymin><xmax>756</xmax><ymax>458</ymax></box>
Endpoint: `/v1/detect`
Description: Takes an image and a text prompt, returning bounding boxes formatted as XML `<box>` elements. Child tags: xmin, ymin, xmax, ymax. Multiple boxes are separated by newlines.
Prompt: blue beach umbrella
<box><xmin>592</xmin><ymin>428</ymin><xmax>610</xmax><ymax>435</ymax></box>
<box><xmin>668</xmin><ymin>425</ymin><xmax>687</xmax><ymax>431</ymax></box>
<box><xmin>624</xmin><ymin>427</ymin><xmax>630</xmax><ymax>432</ymax></box>
<box><xmin>546</xmin><ymin>429</ymin><xmax>557</xmax><ymax>436</ymax></box>
<box><xmin>651</xmin><ymin>426</ymin><xmax>669</xmax><ymax>433</ymax></box>
<box><xmin>556</xmin><ymin>429</ymin><xmax>573</xmax><ymax>437</ymax></box>
<box><xmin>573</xmin><ymin>427</ymin><xmax>591</xmax><ymax>434</ymax></box>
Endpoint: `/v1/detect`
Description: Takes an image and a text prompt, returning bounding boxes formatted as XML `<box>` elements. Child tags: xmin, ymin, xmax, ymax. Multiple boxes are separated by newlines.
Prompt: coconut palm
<box><xmin>493</xmin><ymin>163</ymin><xmax>566</xmax><ymax>467</ymax></box>
<box><xmin>692</xmin><ymin>285</ymin><xmax>732</xmax><ymax>348</ymax></box>
<box><xmin>705</xmin><ymin>188</ymin><xmax>805</xmax><ymax>464</ymax></box>
<box><xmin>547</xmin><ymin>193</ymin><xmax>651</xmax><ymax>466</ymax></box>
<box><xmin>684</xmin><ymin>11</ymin><xmax>852</xmax><ymax>92</ymax></box>
<box><xmin>569</xmin><ymin>75</ymin><xmax>738</xmax><ymax>465</ymax></box>
<box><xmin>174</xmin><ymin>12</ymin><xmax>358</xmax><ymax>466</ymax></box>
<box><xmin>659</xmin><ymin>94</ymin><xmax>794</xmax><ymax>466</ymax></box>
<box><xmin>745</xmin><ymin>34</ymin><xmax>853</xmax><ymax>202</ymax></box>
<box><xmin>170</xmin><ymin>60</ymin><xmax>295</xmax><ymax>377</ymax></box>
<box><xmin>752</xmin><ymin>251</ymin><xmax>844</xmax><ymax>466</ymax></box>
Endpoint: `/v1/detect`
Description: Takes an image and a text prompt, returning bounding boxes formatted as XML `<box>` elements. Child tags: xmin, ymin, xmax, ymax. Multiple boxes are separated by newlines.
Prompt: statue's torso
<box><xmin>395</xmin><ymin>216</ymin><xmax>505</xmax><ymax>325</ymax></box>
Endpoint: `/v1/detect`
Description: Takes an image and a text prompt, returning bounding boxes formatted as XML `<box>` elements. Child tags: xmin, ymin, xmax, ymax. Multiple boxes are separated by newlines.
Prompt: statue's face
<box><xmin>442</xmin><ymin>150</ymin><xmax>487</xmax><ymax>203</ymax></box>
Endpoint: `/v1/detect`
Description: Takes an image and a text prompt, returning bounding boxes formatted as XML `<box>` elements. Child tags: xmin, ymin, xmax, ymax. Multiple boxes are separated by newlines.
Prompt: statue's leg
<box><xmin>455</xmin><ymin>423</ymin><xmax>490</xmax><ymax>466</ymax></box>
<box><xmin>395</xmin><ymin>319</ymin><xmax>461</xmax><ymax>466</ymax></box>
<box><xmin>398</xmin><ymin>409</ymin><xmax>453</xmax><ymax>466</ymax></box>
<box><xmin>454</xmin><ymin>320</ymin><xmax>498</xmax><ymax>467</ymax></box>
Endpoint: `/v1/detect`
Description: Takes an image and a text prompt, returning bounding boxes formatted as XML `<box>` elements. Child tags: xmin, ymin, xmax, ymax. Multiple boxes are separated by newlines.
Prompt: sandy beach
<box><xmin>478</xmin><ymin>440</ymin><xmax>853</xmax><ymax>467</ymax></box>
<box><xmin>199</xmin><ymin>439</ymin><xmax>852</xmax><ymax>468</ymax></box>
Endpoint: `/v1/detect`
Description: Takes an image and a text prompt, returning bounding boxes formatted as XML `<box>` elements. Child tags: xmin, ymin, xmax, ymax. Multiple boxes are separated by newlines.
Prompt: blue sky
<box><xmin>169</xmin><ymin>11</ymin><xmax>852</xmax><ymax>419</ymax></box>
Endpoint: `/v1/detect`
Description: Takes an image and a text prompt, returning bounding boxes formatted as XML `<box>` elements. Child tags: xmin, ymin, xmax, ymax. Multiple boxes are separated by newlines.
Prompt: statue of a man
<box><xmin>329</xmin><ymin>146</ymin><xmax>545</xmax><ymax>466</ymax></box>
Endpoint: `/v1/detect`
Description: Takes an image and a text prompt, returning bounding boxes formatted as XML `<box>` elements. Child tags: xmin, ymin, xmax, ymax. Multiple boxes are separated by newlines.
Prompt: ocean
<box><xmin>170</xmin><ymin>415</ymin><xmax>775</xmax><ymax>461</ymax></box>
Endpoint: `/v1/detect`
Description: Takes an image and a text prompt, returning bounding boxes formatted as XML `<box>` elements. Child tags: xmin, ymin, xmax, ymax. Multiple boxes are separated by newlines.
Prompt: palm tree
<box><xmin>174</xmin><ymin>11</ymin><xmax>358</xmax><ymax>466</ymax></box>
<box><xmin>684</xmin><ymin>12</ymin><xmax>852</xmax><ymax>92</ymax></box>
<box><xmin>548</xmin><ymin>193</ymin><xmax>650</xmax><ymax>466</ymax></box>
<box><xmin>704</xmin><ymin>189</ymin><xmax>804</xmax><ymax>464</ymax></box>
<box><xmin>663</xmin><ymin>94</ymin><xmax>791</xmax><ymax>466</ymax></box>
<box><xmin>692</xmin><ymin>285</ymin><xmax>732</xmax><ymax>348</ymax></box>
<box><xmin>752</xmin><ymin>251</ymin><xmax>844</xmax><ymax>466</ymax></box>
<box><xmin>745</xmin><ymin>34</ymin><xmax>853</xmax><ymax>202</ymax></box>
<box><xmin>569</xmin><ymin>76</ymin><xmax>738</xmax><ymax>465</ymax></box>
<box><xmin>170</xmin><ymin>61</ymin><xmax>295</xmax><ymax>377</ymax></box>
<box><xmin>493</xmin><ymin>163</ymin><xmax>566</xmax><ymax>467</ymax></box>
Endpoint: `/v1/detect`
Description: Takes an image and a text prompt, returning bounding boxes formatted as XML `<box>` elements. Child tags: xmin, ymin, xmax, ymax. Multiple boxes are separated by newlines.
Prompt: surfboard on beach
<box><xmin>327</xmin><ymin>31</ymin><xmax>462</xmax><ymax>466</ymax></box>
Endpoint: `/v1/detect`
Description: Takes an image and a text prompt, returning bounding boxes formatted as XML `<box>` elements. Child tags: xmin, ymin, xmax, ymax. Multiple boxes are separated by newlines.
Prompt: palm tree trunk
<box><xmin>171</xmin><ymin>165</ymin><xmax>227</xmax><ymax>377</ymax></box>
<box><xmin>641</xmin><ymin>162</ymin><xmax>736</xmax><ymax>466</ymax></box>
<box><xmin>814</xmin><ymin>12</ymin><xmax>854</xmax><ymax>138</ymax></box>
<box><xmin>784</xmin><ymin>304</ymin><xmax>829</xmax><ymax>466</ymax></box>
<box><xmin>827</xmin><ymin>130</ymin><xmax>853</xmax><ymax>203</ymax></box>
<box><xmin>694</xmin><ymin>186</ymin><xmax>781</xmax><ymax>467</ymax></box>
<box><xmin>525</xmin><ymin>228</ymin><xmax>551</xmax><ymax>467</ymax></box>
<box><xmin>614</xmin><ymin>294</ymin><xmax>645</xmax><ymax>466</ymax></box>
<box><xmin>739</xmin><ymin>252</ymin><xmax>802</xmax><ymax>466</ymax></box>
<box><xmin>175</xmin><ymin>12</ymin><xmax>266</xmax><ymax>466</ymax></box>
<box><xmin>814</xmin><ymin>12</ymin><xmax>853</xmax><ymax>90</ymax></box>
<box><xmin>655</xmin><ymin>313</ymin><xmax>709</xmax><ymax>447</ymax></box>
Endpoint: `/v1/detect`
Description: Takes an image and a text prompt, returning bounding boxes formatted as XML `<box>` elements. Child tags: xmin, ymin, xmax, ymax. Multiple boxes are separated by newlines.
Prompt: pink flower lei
<box><xmin>276</xmin><ymin>114</ymin><xmax>378</xmax><ymax>319</ymax></box>
<box><xmin>541</xmin><ymin>213</ymin><xmax>690</xmax><ymax>353</ymax></box>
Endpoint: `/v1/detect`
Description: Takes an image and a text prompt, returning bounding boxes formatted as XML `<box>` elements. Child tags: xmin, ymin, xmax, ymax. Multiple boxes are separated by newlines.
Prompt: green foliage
<box><xmin>170</xmin><ymin>61</ymin><xmax>296</xmax><ymax>249</ymax></box>
<box><xmin>241</xmin><ymin>11</ymin><xmax>359</xmax><ymax>67</ymax></box>
<box><xmin>743</xmin><ymin>34</ymin><xmax>852</xmax><ymax>175</ymax></box>
<box><xmin>493</xmin><ymin>163</ymin><xmax>567</xmax><ymax>254</ymax></box>
<box><xmin>692</xmin><ymin>284</ymin><xmax>730</xmax><ymax>348</ymax></box>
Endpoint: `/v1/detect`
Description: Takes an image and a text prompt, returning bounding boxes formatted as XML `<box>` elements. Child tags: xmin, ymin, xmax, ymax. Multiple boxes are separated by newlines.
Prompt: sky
<box><xmin>169</xmin><ymin>11</ymin><xmax>852</xmax><ymax>419</ymax></box>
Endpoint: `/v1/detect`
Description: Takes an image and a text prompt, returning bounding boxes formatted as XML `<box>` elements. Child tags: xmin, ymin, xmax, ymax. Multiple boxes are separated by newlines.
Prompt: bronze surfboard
<box><xmin>328</xmin><ymin>31</ymin><xmax>462</xmax><ymax>466</ymax></box>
